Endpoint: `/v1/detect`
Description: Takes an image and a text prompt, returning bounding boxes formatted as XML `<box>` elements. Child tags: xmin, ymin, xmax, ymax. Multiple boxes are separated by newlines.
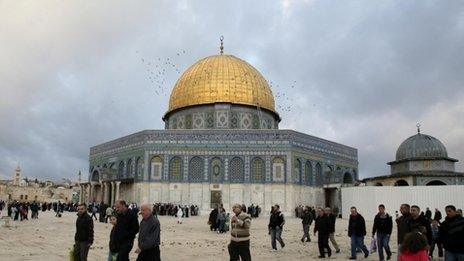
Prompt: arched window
<box><xmin>210</xmin><ymin>158</ymin><xmax>223</xmax><ymax>183</ymax></box>
<box><xmin>150</xmin><ymin>156</ymin><xmax>162</xmax><ymax>180</ymax></box>
<box><xmin>426</xmin><ymin>180</ymin><xmax>446</xmax><ymax>186</ymax></box>
<box><xmin>394</xmin><ymin>179</ymin><xmax>409</xmax><ymax>186</ymax></box>
<box><xmin>315</xmin><ymin>163</ymin><xmax>323</xmax><ymax>186</ymax></box>
<box><xmin>251</xmin><ymin>157</ymin><xmax>265</xmax><ymax>183</ymax></box>
<box><xmin>343</xmin><ymin>172</ymin><xmax>353</xmax><ymax>184</ymax></box>
<box><xmin>118</xmin><ymin>161</ymin><xmax>125</xmax><ymax>178</ymax></box>
<box><xmin>169</xmin><ymin>157</ymin><xmax>182</xmax><ymax>182</ymax></box>
<box><xmin>272</xmin><ymin>157</ymin><xmax>285</xmax><ymax>182</ymax></box>
<box><xmin>304</xmin><ymin>161</ymin><xmax>312</xmax><ymax>185</ymax></box>
<box><xmin>294</xmin><ymin>159</ymin><xmax>301</xmax><ymax>184</ymax></box>
<box><xmin>189</xmin><ymin>156</ymin><xmax>204</xmax><ymax>183</ymax></box>
<box><xmin>127</xmin><ymin>159</ymin><xmax>133</xmax><ymax>177</ymax></box>
<box><xmin>229</xmin><ymin>157</ymin><xmax>244</xmax><ymax>183</ymax></box>
<box><xmin>91</xmin><ymin>170</ymin><xmax>99</xmax><ymax>182</ymax></box>
<box><xmin>135</xmin><ymin>157</ymin><xmax>143</xmax><ymax>179</ymax></box>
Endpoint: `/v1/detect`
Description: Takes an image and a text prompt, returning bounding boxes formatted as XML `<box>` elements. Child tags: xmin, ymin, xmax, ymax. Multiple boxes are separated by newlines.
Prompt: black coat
<box><xmin>268</xmin><ymin>211</ymin><xmax>285</xmax><ymax>229</ymax></box>
<box><xmin>327</xmin><ymin>214</ymin><xmax>337</xmax><ymax>233</ymax></box>
<box><xmin>396</xmin><ymin>213</ymin><xmax>412</xmax><ymax>244</ymax></box>
<box><xmin>300</xmin><ymin>210</ymin><xmax>313</xmax><ymax>225</ymax></box>
<box><xmin>372</xmin><ymin>213</ymin><xmax>393</xmax><ymax>236</ymax></box>
<box><xmin>314</xmin><ymin>214</ymin><xmax>330</xmax><ymax>235</ymax></box>
<box><xmin>410</xmin><ymin>215</ymin><xmax>432</xmax><ymax>243</ymax></box>
<box><xmin>114</xmin><ymin>210</ymin><xmax>139</xmax><ymax>245</ymax></box>
<box><xmin>348</xmin><ymin>214</ymin><xmax>366</xmax><ymax>237</ymax></box>
<box><xmin>75</xmin><ymin>212</ymin><xmax>94</xmax><ymax>244</ymax></box>
<box><xmin>439</xmin><ymin>215</ymin><xmax>464</xmax><ymax>253</ymax></box>
<box><xmin>109</xmin><ymin>226</ymin><xmax>120</xmax><ymax>253</ymax></box>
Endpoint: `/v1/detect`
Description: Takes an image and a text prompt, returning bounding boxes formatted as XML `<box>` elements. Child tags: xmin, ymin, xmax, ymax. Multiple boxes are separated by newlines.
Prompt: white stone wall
<box><xmin>341</xmin><ymin>185</ymin><xmax>464</xmax><ymax>221</ymax></box>
<box><xmin>132</xmin><ymin>182</ymin><xmax>324</xmax><ymax>216</ymax></box>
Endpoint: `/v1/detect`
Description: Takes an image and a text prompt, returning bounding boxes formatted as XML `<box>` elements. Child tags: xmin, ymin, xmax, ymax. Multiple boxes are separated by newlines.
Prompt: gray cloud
<box><xmin>0</xmin><ymin>1</ymin><xmax>463</xmax><ymax>180</ymax></box>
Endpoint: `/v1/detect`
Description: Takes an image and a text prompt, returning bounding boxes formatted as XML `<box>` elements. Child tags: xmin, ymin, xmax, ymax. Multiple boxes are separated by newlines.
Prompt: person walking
<box><xmin>228</xmin><ymin>203</ymin><xmax>252</xmax><ymax>261</ymax></box>
<box><xmin>106</xmin><ymin>205</ymin><xmax>114</xmax><ymax>223</ymax></box>
<box><xmin>348</xmin><ymin>207</ymin><xmax>369</xmax><ymax>259</ymax></box>
<box><xmin>434</xmin><ymin>208</ymin><xmax>442</xmax><ymax>222</ymax></box>
<box><xmin>429</xmin><ymin>219</ymin><xmax>443</xmax><ymax>259</ymax></box>
<box><xmin>372</xmin><ymin>204</ymin><xmax>393</xmax><ymax>261</ymax></box>
<box><xmin>135</xmin><ymin>204</ymin><xmax>161</xmax><ymax>261</ymax></box>
<box><xmin>268</xmin><ymin>204</ymin><xmax>285</xmax><ymax>251</ymax></box>
<box><xmin>114</xmin><ymin>200</ymin><xmax>139</xmax><ymax>261</ymax></box>
<box><xmin>74</xmin><ymin>203</ymin><xmax>94</xmax><ymax>261</ymax></box>
<box><xmin>396</xmin><ymin>204</ymin><xmax>412</xmax><ymax>254</ymax></box>
<box><xmin>108</xmin><ymin>215</ymin><xmax>119</xmax><ymax>261</ymax></box>
<box><xmin>409</xmin><ymin>205</ymin><xmax>432</xmax><ymax>244</ymax></box>
<box><xmin>314</xmin><ymin>207</ymin><xmax>331</xmax><ymax>258</ymax></box>
<box><xmin>91</xmin><ymin>204</ymin><xmax>98</xmax><ymax>221</ymax></box>
<box><xmin>325</xmin><ymin>207</ymin><xmax>340</xmax><ymax>253</ymax></box>
<box><xmin>177</xmin><ymin>206</ymin><xmax>183</xmax><ymax>224</ymax></box>
<box><xmin>439</xmin><ymin>205</ymin><xmax>464</xmax><ymax>261</ymax></box>
<box><xmin>300</xmin><ymin>206</ymin><xmax>313</xmax><ymax>242</ymax></box>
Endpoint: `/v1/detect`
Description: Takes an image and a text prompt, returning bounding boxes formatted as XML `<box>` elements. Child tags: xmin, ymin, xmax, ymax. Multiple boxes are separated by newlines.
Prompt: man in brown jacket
<box><xmin>228</xmin><ymin>203</ymin><xmax>252</xmax><ymax>261</ymax></box>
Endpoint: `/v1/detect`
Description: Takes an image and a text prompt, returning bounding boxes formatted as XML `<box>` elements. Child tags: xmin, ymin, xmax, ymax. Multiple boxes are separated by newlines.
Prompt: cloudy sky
<box><xmin>1</xmin><ymin>0</ymin><xmax>463</xmax><ymax>181</ymax></box>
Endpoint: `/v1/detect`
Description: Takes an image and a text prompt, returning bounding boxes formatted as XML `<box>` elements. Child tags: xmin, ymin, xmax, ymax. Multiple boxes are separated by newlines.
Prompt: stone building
<box><xmin>364</xmin><ymin>126</ymin><xmax>464</xmax><ymax>186</ymax></box>
<box><xmin>82</xmin><ymin>45</ymin><xmax>358</xmax><ymax>215</ymax></box>
<box><xmin>0</xmin><ymin>165</ymin><xmax>77</xmax><ymax>202</ymax></box>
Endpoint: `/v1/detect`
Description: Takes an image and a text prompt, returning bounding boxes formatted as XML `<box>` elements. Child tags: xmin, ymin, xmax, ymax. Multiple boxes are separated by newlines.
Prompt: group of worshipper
<box><xmin>208</xmin><ymin>204</ymin><xmax>230</xmax><ymax>233</ymax></box>
<box><xmin>4</xmin><ymin>200</ymin><xmax>77</xmax><ymax>220</ymax></box>
<box><xmin>74</xmin><ymin>200</ymin><xmax>161</xmax><ymax>261</ymax></box>
<box><xmin>152</xmin><ymin>203</ymin><xmax>199</xmax><ymax>217</ymax></box>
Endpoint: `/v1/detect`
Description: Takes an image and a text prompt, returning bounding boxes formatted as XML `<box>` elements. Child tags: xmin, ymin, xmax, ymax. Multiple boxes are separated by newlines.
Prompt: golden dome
<box><xmin>167</xmin><ymin>54</ymin><xmax>276</xmax><ymax>114</ymax></box>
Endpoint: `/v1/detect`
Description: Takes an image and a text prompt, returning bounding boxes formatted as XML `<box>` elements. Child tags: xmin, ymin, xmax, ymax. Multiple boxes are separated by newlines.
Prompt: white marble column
<box><xmin>111</xmin><ymin>182</ymin><xmax>116</xmax><ymax>205</ymax></box>
<box><xmin>115</xmin><ymin>181</ymin><xmax>121</xmax><ymax>201</ymax></box>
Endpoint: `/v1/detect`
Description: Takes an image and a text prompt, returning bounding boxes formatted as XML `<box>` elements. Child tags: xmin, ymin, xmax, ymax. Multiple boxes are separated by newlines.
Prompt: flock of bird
<box><xmin>137</xmin><ymin>49</ymin><xmax>187</xmax><ymax>96</ymax></box>
<box><xmin>137</xmin><ymin>50</ymin><xmax>299</xmax><ymax>114</ymax></box>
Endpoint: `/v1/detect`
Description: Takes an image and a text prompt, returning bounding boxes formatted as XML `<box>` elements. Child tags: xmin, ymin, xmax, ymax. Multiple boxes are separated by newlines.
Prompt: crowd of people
<box><xmin>2</xmin><ymin>197</ymin><xmax>463</xmax><ymax>261</ymax></box>
<box><xmin>224</xmin><ymin>203</ymin><xmax>464</xmax><ymax>261</ymax></box>
<box><xmin>1</xmin><ymin>200</ymin><xmax>77</xmax><ymax>221</ymax></box>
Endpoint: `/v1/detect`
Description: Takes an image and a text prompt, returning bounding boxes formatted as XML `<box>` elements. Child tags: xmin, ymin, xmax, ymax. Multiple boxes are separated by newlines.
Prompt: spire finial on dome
<box><xmin>219</xmin><ymin>35</ymin><xmax>224</xmax><ymax>55</ymax></box>
<box><xmin>416</xmin><ymin>123</ymin><xmax>421</xmax><ymax>134</ymax></box>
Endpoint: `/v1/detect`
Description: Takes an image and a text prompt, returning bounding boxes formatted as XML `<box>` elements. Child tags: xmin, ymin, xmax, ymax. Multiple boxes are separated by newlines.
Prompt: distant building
<box><xmin>364</xmin><ymin>126</ymin><xmax>464</xmax><ymax>186</ymax></box>
<box><xmin>0</xmin><ymin>165</ymin><xmax>78</xmax><ymax>202</ymax></box>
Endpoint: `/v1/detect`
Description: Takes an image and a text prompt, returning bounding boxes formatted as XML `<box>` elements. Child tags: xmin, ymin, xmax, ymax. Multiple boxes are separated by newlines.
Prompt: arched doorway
<box><xmin>426</xmin><ymin>180</ymin><xmax>446</xmax><ymax>186</ymax></box>
<box><xmin>394</xmin><ymin>179</ymin><xmax>409</xmax><ymax>186</ymax></box>
<box><xmin>343</xmin><ymin>172</ymin><xmax>353</xmax><ymax>184</ymax></box>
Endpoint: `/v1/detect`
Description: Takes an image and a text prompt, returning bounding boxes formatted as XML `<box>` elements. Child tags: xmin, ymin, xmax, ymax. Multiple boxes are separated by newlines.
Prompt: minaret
<box><xmin>78</xmin><ymin>170</ymin><xmax>82</xmax><ymax>183</ymax></box>
<box><xmin>13</xmin><ymin>164</ymin><xmax>21</xmax><ymax>186</ymax></box>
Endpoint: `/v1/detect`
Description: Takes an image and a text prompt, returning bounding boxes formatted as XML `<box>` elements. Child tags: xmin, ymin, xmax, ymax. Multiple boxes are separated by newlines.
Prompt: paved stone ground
<box><xmin>0</xmin><ymin>210</ymin><xmax>440</xmax><ymax>261</ymax></box>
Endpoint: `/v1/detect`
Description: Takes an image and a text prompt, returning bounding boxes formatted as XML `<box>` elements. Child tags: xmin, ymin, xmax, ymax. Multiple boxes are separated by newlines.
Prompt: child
<box><xmin>429</xmin><ymin>220</ymin><xmax>443</xmax><ymax>258</ymax></box>
<box><xmin>108</xmin><ymin>215</ymin><xmax>119</xmax><ymax>261</ymax></box>
<box><xmin>399</xmin><ymin>232</ymin><xmax>429</xmax><ymax>261</ymax></box>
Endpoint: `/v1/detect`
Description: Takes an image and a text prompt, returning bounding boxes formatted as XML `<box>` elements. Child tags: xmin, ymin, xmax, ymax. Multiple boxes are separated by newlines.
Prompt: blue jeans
<box><xmin>445</xmin><ymin>251</ymin><xmax>464</xmax><ymax>261</ymax></box>
<box><xmin>351</xmin><ymin>236</ymin><xmax>368</xmax><ymax>259</ymax></box>
<box><xmin>376</xmin><ymin>233</ymin><xmax>392</xmax><ymax>261</ymax></box>
<box><xmin>270</xmin><ymin>227</ymin><xmax>285</xmax><ymax>249</ymax></box>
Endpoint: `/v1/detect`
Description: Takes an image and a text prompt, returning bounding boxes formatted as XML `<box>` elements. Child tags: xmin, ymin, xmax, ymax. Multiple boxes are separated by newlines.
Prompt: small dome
<box><xmin>395</xmin><ymin>133</ymin><xmax>448</xmax><ymax>161</ymax></box>
<box><xmin>167</xmin><ymin>54</ymin><xmax>276</xmax><ymax>115</ymax></box>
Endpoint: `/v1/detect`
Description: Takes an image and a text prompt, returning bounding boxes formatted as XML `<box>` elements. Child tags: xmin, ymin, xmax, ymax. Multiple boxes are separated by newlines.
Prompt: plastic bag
<box><xmin>369</xmin><ymin>237</ymin><xmax>377</xmax><ymax>253</ymax></box>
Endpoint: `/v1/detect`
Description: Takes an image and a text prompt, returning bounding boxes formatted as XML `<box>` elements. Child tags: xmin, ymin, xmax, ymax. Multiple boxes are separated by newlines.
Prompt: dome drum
<box><xmin>164</xmin><ymin>103</ymin><xmax>279</xmax><ymax>130</ymax></box>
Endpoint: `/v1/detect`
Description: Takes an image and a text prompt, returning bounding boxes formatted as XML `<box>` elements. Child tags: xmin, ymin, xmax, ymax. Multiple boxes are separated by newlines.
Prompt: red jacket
<box><xmin>399</xmin><ymin>250</ymin><xmax>428</xmax><ymax>261</ymax></box>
